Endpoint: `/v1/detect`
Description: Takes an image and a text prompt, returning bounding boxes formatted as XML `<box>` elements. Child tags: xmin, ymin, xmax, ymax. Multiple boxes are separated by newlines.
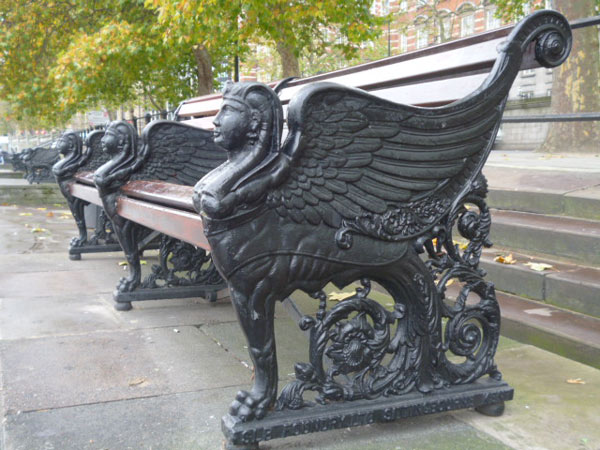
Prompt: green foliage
<box><xmin>148</xmin><ymin>0</ymin><xmax>384</xmax><ymax>78</ymax></box>
<box><xmin>0</xmin><ymin>0</ymin><xmax>197</xmax><ymax>128</ymax></box>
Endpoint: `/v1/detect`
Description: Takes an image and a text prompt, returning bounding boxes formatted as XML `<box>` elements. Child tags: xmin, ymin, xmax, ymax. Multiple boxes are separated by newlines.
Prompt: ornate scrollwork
<box><xmin>140</xmin><ymin>235</ymin><xmax>223</xmax><ymax>289</ymax></box>
<box><xmin>277</xmin><ymin>280</ymin><xmax>410</xmax><ymax>410</ymax></box>
<box><xmin>335</xmin><ymin>196</ymin><xmax>450</xmax><ymax>249</ymax></box>
<box><xmin>416</xmin><ymin>173</ymin><xmax>502</xmax><ymax>384</ymax></box>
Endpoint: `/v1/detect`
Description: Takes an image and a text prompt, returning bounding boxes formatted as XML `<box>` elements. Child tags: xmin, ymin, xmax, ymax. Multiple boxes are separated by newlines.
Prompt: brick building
<box><xmin>372</xmin><ymin>0</ymin><xmax>550</xmax><ymax>55</ymax></box>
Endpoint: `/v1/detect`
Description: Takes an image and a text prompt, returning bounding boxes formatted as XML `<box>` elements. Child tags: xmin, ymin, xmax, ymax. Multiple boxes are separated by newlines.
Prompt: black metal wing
<box><xmin>268</xmin><ymin>10</ymin><xmax>571</xmax><ymax>245</ymax></box>
<box><xmin>133</xmin><ymin>120</ymin><xmax>226</xmax><ymax>186</ymax></box>
<box><xmin>83</xmin><ymin>130</ymin><xmax>110</xmax><ymax>171</ymax></box>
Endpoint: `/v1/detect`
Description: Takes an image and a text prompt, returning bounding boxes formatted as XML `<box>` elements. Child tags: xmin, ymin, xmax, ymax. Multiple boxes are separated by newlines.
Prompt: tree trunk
<box><xmin>276</xmin><ymin>42</ymin><xmax>301</xmax><ymax>78</ymax></box>
<box><xmin>538</xmin><ymin>0</ymin><xmax>600</xmax><ymax>153</ymax></box>
<box><xmin>194</xmin><ymin>46</ymin><xmax>213</xmax><ymax>96</ymax></box>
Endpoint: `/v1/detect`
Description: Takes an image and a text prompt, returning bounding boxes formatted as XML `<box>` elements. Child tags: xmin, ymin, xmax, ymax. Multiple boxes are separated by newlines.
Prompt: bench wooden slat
<box><xmin>69</xmin><ymin>181</ymin><xmax>208</xmax><ymax>249</ymax></box>
<box><xmin>121</xmin><ymin>181</ymin><xmax>196</xmax><ymax>212</ymax></box>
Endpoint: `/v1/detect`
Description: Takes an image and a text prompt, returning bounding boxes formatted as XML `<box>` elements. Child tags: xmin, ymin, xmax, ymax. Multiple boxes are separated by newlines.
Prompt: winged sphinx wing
<box><xmin>83</xmin><ymin>130</ymin><xmax>111</xmax><ymax>172</ymax></box>
<box><xmin>134</xmin><ymin>120</ymin><xmax>226</xmax><ymax>185</ymax></box>
<box><xmin>268</xmin><ymin>82</ymin><xmax>504</xmax><ymax>243</ymax></box>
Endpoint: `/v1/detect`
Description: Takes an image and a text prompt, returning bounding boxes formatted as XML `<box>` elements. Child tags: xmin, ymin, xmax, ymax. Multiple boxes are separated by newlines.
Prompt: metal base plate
<box><xmin>69</xmin><ymin>243</ymin><xmax>122</xmax><ymax>256</ymax></box>
<box><xmin>222</xmin><ymin>378</ymin><xmax>513</xmax><ymax>446</ymax></box>
<box><xmin>114</xmin><ymin>284</ymin><xmax>227</xmax><ymax>304</ymax></box>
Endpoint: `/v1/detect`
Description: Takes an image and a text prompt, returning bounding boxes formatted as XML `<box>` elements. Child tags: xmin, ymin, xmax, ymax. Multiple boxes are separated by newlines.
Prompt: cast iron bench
<box><xmin>52</xmin><ymin>129</ymin><xmax>126</xmax><ymax>260</ymax></box>
<box><xmin>68</xmin><ymin>11</ymin><xmax>571</xmax><ymax>448</ymax></box>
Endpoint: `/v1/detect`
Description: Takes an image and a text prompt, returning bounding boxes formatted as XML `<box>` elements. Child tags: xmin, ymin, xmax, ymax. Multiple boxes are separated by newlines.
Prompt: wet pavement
<box><xmin>0</xmin><ymin>186</ymin><xmax>599</xmax><ymax>449</ymax></box>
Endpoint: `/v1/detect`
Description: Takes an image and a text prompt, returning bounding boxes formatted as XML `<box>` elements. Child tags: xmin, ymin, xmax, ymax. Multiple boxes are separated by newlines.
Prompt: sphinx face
<box><xmin>56</xmin><ymin>137</ymin><xmax>71</xmax><ymax>156</ymax></box>
<box><xmin>213</xmin><ymin>101</ymin><xmax>251</xmax><ymax>152</ymax></box>
<box><xmin>101</xmin><ymin>130</ymin><xmax>121</xmax><ymax>156</ymax></box>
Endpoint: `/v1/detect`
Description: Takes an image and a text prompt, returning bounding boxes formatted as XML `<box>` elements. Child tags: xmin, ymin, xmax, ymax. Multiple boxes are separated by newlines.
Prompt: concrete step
<box><xmin>490</xmin><ymin>209</ymin><xmax>600</xmax><ymax>266</ymax></box>
<box><xmin>0</xmin><ymin>169</ymin><xmax>24</xmax><ymax>179</ymax></box>
<box><xmin>480</xmin><ymin>249</ymin><xmax>600</xmax><ymax>318</ymax></box>
<box><xmin>0</xmin><ymin>179</ymin><xmax>65</xmax><ymax>206</ymax></box>
<box><xmin>446</xmin><ymin>285</ymin><xmax>600</xmax><ymax>369</ymax></box>
<box><xmin>483</xmin><ymin>153</ymin><xmax>600</xmax><ymax>221</ymax></box>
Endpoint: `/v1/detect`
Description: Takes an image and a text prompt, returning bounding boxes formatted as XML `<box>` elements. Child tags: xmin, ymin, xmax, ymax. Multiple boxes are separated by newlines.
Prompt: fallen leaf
<box><xmin>19</xmin><ymin>212</ymin><xmax>33</xmax><ymax>216</ymax></box>
<box><xmin>524</xmin><ymin>262</ymin><xmax>553</xmax><ymax>271</ymax></box>
<box><xmin>566</xmin><ymin>378</ymin><xmax>586</xmax><ymax>385</ymax></box>
<box><xmin>53</xmin><ymin>203</ymin><xmax>63</xmax><ymax>207</ymax></box>
<box><xmin>495</xmin><ymin>254</ymin><xmax>516</xmax><ymax>264</ymax></box>
<box><xmin>1</xmin><ymin>203</ymin><xmax>9</xmax><ymax>206</ymax></box>
<box><xmin>128</xmin><ymin>377</ymin><xmax>146</xmax><ymax>386</ymax></box>
<box><xmin>431</xmin><ymin>238</ymin><xmax>437</xmax><ymax>247</ymax></box>
<box><xmin>118</xmin><ymin>261</ymin><xmax>128</xmax><ymax>266</ymax></box>
<box><xmin>446</xmin><ymin>279</ymin><xmax>455</xmax><ymax>286</ymax></box>
<box><xmin>36</xmin><ymin>207</ymin><xmax>47</xmax><ymax>211</ymax></box>
<box><xmin>46</xmin><ymin>211</ymin><xmax>54</xmax><ymax>217</ymax></box>
<box><xmin>140</xmin><ymin>260</ymin><xmax>147</xmax><ymax>265</ymax></box>
<box><xmin>329</xmin><ymin>291</ymin><xmax>354</xmax><ymax>302</ymax></box>
<box><xmin>31</xmin><ymin>227</ymin><xmax>47</xmax><ymax>233</ymax></box>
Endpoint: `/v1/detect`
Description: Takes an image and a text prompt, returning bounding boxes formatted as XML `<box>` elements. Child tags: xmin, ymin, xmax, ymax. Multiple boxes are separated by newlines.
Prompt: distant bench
<box><xmin>65</xmin><ymin>10</ymin><xmax>573</xmax><ymax>448</ymax></box>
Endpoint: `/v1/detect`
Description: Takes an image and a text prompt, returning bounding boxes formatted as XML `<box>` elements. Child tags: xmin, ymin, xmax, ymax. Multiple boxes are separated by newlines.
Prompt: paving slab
<box><xmin>0</xmin><ymin>252</ymin><xmax>126</xmax><ymax>274</ymax></box>
<box><xmin>0</xmin><ymin>295</ymin><xmax>122</xmax><ymax>340</ymax></box>
<box><xmin>3</xmin><ymin>387</ymin><xmax>511</xmax><ymax>450</ymax></box>
<box><xmin>0</xmin><ymin>326</ymin><xmax>249</xmax><ymax>413</ymax></box>
<box><xmin>0</xmin><ymin>269</ymin><xmax>121</xmax><ymax>298</ymax></box>
<box><xmin>453</xmin><ymin>345</ymin><xmax>600</xmax><ymax>450</ymax></box>
<box><xmin>119</xmin><ymin>297</ymin><xmax>238</xmax><ymax>330</ymax></box>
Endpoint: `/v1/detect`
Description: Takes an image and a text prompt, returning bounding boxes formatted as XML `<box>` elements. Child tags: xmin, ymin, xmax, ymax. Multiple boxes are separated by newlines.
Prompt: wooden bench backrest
<box><xmin>176</xmin><ymin>23</ymin><xmax>540</xmax><ymax>127</ymax></box>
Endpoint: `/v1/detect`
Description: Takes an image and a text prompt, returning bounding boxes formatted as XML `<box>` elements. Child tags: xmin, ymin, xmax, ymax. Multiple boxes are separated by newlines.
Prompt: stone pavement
<box><xmin>1</xmin><ymin>187</ymin><xmax>599</xmax><ymax>449</ymax></box>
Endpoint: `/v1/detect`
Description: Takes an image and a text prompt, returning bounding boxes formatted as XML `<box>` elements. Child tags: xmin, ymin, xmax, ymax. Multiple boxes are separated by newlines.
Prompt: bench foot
<box><xmin>114</xmin><ymin>301</ymin><xmax>132</xmax><ymax>311</ymax></box>
<box><xmin>475</xmin><ymin>401</ymin><xmax>505</xmax><ymax>417</ymax></box>
<box><xmin>224</xmin><ymin>441</ymin><xmax>258</xmax><ymax>450</ymax></box>
<box><xmin>68</xmin><ymin>253</ymin><xmax>82</xmax><ymax>261</ymax></box>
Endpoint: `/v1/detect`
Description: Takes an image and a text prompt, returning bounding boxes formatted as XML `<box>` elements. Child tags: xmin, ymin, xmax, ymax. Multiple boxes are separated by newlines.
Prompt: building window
<box><xmin>518</xmin><ymin>87</ymin><xmax>534</xmax><ymax>99</ymax></box>
<box><xmin>486</xmin><ymin>8</ymin><xmax>502</xmax><ymax>30</ymax></box>
<box><xmin>416</xmin><ymin>26</ymin><xmax>429</xmax><ymax>49</ymax></box>
<box><xmin>520</xmin><ymin>68</ymin><xmax>535</xmax><ymax>78</ymax></box>
<box><xmin>460</xmin><ymin>14</ymin><xmax>475</xmax><ymax>37</ymax></box>
<box><xmin>546</xmin><ymin>88</ymin><xmax>552</xmax><ymax>97</ymax></box>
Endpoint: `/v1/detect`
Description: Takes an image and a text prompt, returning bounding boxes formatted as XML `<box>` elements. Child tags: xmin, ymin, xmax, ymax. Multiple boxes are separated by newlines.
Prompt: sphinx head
<box><xmin>214</xmin><ymin>82</ymin><xmax>283</xmax><ymax>154</ymax></box>
<box><xmin>55</xmin><ymin>131</ymin><xmax>82</xmax><ymax>158</ymax></box>
<box><xmin>101</xmin><ymin>121</ymin><xmax>137</xmax><ymax>157</ymax></box>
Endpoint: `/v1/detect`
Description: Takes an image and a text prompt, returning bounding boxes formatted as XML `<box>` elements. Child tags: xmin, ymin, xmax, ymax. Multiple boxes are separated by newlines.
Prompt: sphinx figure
<box><xmin>94</xmin><ymin>119</ymin><xmax>226</xmax><ymax>310</ymax></box>
<box><xmin>53</xmin><ymin>132</ymin><xmax>88</xmax><ymax>248</ymax></box>
<box><xmin>193</xmin><ymin>10</ymin><xmax>572</xmax><ymax>428</ymax></box>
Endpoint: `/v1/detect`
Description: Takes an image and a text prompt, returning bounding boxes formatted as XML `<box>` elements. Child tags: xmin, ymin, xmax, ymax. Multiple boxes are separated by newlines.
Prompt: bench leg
<box><xmin>67</xmin><ymin>198</ymin><xmax>88</xmax><ymax>250</ymax></box>
<box><xmin>475</xmin><ymin>401</ymin><xmax>505</xmax><ymax>417</ymax></box>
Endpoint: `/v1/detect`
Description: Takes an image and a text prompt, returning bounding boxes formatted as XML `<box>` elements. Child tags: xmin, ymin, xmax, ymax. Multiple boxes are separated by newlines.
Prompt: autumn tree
<box><xmin>148</xmin><ymin>0</ymin><xmax>384</xmax><ymax>84</ymax></box>
<box><xmin>0</xmin><ymin>0</ymin><xmax>198</xmax><ymax>127</ymax></box>
<box><xmin>492</xmin><ymin>0</ymin><xmax>600</xmax><ymax>153</ymax></box>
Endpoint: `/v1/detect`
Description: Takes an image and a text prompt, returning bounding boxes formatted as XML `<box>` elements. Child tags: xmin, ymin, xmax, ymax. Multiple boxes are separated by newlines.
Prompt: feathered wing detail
<box><xmin>268</xmin><ymin>83</ymin><xmax>504</xmax><ymax>244</ymax></box>
<box><xmin>134</xmin><ymin>120</ymin><xmax>226</xmax><ymax>185</ymax></box>
<box><xmin>83</xmin><ymin>131</ymin><xmax>110</xmax><ymax>171</ymax></box>
<box><xmin>267</xmin><ymin>10</ymin><xmax>571</xmax><ymax>246</ymax></box>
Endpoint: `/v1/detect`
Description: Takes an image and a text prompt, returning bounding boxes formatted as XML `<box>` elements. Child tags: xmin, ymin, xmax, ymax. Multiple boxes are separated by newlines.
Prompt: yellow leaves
<box><xmin>524</xmin><ymin>262</ymin><xmax>554</xmax><ymax>272</ymax></box>
<box><xmin>31</xmin><ymin>227</ymin><xmax>47</xmax><ymax>233</ymax></box>
<box><xmin>328</xmin><ymin>291</ymin><xmax>354</xmax><ymax>302</ymax></box>
<box><xmin>46</xmin><ymin>212</ymin><xmax>54</xmax><ymax>218</ymax></box>
<box><xmin>494</xmin><ymin>253</ymin><xmax>516</xmax><ymax>265</ymax></box>
<box><xmin>566</xmin><ymin>378</ymin><xmax>585</xmax><ymax>385</ymax></box>
<box><xmin>118</xmin><ymin>261</ymin><xmax>128</xmax><ymax>266</ymax></box>
<box><xmin>19</xmin><ymin>212</ymin><xmax>33</xmax><ymax>216</ymax></box>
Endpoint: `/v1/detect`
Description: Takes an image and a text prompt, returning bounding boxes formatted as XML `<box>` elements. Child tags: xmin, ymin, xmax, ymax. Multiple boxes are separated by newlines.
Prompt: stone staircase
<box><xmin>479</xmin><ymin>152</ymin><xmax>600</xmax><ymax>369</ymax></box>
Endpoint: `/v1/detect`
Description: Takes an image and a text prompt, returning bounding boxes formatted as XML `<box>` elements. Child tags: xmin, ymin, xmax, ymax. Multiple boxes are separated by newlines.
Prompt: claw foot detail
<box><xmin>229</xmin><ymin>390</ymin><xmax>270</xmax><ymax>422</ymax></box>
<box><xmin>70</xmin><ymin>236</ymin><xmax>87</xmax><ymax>248</ymax></box>
<box><xmin>116</xmin><ymin>276</ymin><xmax>139</xmax><ymax>293</ymax></box>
